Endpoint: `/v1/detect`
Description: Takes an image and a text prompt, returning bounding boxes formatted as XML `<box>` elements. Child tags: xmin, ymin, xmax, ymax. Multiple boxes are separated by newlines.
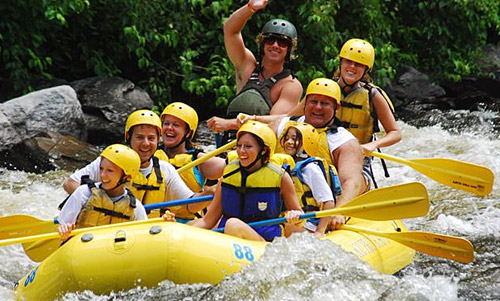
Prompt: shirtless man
<box><xmin>207</xmin><ymin>0</ymin><xmax>302</xmax><ymax>134</ymax></box>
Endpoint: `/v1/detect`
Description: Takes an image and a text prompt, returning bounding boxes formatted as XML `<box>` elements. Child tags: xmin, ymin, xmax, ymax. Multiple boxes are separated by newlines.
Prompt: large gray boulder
<box><xmin>0</xmin><ymin>85</ymin><xmax>85</xmax><ymax>152</ymax></box>
<box><xmin>70</xmin><ymin>77</ymin><xmax>154</xmax><ymax>145</ymax></box>
<box><xmin>0</xmin><ymin>131</ymin><xmax>101</xmax><ymax>173</ymax></box>
<box><xmin>392</xmin><ymin>66</ymin><xmax>446</xmax><ymax>106</ymax></box>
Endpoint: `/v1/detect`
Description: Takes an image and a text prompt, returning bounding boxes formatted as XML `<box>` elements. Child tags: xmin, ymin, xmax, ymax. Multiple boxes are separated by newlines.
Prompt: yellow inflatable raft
<box><xmin>15</xmin><ymin>218</ymin><xmax>414</xmax><ymax>300</ymax></box>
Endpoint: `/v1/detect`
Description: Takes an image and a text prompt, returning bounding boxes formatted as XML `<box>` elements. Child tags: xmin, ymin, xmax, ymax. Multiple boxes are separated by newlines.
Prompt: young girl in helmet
<box><xmin>57</xmin><ymin>144</ymin><xmax>149</xmax><ymax>241</ymax></box>
<box><xmin>158</xmin><ymin>102</ymin><xmax>225</xmax><ymax>222</ymax></box>
<box><xmin>280</xmin><ymin>122</ymin><xmax>341</xmax><ymax>238</ymax></box>
<box><xmin>189</xmin><ymin>121</ymin><xmax>303</xmax><ymax>242</ymax></box>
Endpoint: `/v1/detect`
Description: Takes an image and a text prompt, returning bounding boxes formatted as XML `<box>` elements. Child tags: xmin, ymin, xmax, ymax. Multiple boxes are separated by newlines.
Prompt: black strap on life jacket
<box><xmin>92</xmin><ymin>207</ymin><xmax>132</xmax><ymax>220</ymax></box>
<box><xmin>152</xmin><ymin>156</ymin><xmax>163</xmax><ymax>183</ymax></box>
<box><xmin>132</xmin><ymin>157</ymin><xmax>163</xmax><ymax>191</ymax></box>
<box><xmin>58</xmin><ymin>175</ymin><xmax>95</xmax><ymax>210</ymax></box>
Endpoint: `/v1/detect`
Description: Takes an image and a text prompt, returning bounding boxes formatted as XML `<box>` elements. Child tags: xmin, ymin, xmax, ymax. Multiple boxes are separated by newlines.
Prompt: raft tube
<box><xmin>15</xmin><ymin>218</ymin><xmax>414</xmax><ymax>300</ymax></box>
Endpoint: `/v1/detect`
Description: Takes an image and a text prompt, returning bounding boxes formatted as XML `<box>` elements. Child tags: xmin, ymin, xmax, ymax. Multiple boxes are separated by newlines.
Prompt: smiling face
<box><xmin>129</xmin><ymin>124</ymin><xmax>159</xmax><ymax>167</ymax></box>
<box><xmin>99</xmin><ymin>157</ymin><xmax>126</xmax><ymax>196</ymax></box>
<box><xmin>162</xmin><ymin>114</ymin><xmax>189</xmax><ymax>149</ymax></box>
<box><xmin>340</xmin><ymin>58</ymin><xmax>369</xmax><ymax>85</ymax></box>
<box><xmin>304</xmin><ymin>94</ymin><xmax>337</xmax><ymax>128</ymax></box>
<box><xmin>282</xmin><ymin>127</ymin><xmax>301</xmax><ymax>156</ymax></box>
<box><xmin>236</xmin><ymin>132</ymin><xmax>264</xmax><ymax>169</ymax></box>
<box><xmin>262</xmin><ymin>34</ymin><xmax>290</xmax><ymax>63</ymax></box>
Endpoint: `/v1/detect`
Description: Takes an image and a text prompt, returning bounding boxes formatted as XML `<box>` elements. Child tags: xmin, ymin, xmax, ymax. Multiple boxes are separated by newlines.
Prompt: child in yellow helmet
<box><xmin>58</xmin><ymin>144</ymin><xmax>148</xmax><ymax>241</ymax></box>
<box><xmin>280</xmin><ymin>122</ymin><xmax>341</xmax><ymax>238</ymax></box>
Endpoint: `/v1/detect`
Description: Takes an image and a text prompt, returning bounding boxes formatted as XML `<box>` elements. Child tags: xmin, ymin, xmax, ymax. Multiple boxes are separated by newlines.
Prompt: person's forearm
<box><xmin>336</xmin><ymin>177</ymin><xmax>362</xmax><ymax>207</ymax></box>
<box><xmin>223</xmin><ymin>4</ymin><xmax>254</xmax><ymax>36</ymax></box>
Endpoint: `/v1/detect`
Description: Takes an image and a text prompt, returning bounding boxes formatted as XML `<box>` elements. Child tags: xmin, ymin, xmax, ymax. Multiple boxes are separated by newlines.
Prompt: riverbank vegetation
<box><xmin>1</xmin><ymin>0</ymin><xmax>498</xmax><ymax>113</ymax></box>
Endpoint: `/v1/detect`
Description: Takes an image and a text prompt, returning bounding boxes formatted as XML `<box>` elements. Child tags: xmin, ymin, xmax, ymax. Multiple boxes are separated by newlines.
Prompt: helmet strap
<box><xmin>166</xmin><ymin>131</ymin><xmax>190</xmax><ymax>151</ymax></box>
<box><xmin>106</xmin><ymin>172</ymin><xmax>128</xmax><ymax>191</ymax></box>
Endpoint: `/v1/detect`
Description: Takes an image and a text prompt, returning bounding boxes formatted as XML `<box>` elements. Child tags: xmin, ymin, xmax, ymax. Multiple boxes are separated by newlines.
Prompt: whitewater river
<box><xmin>0</xmin><ymin>109</ymin><xmax>498</xmax><ymax>300</ymax></box>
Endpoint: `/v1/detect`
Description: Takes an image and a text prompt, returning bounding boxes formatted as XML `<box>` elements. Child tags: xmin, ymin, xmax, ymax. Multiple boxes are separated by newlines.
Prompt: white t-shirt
<box><xmin>69</xmin><ymin>157</ymin><xmax>195</xmax><ymax>202</ymax></box>
<box><xmin>277</xmin><ymin>116</ymin><xmax>356</xmax><ymax>158</ymax></box>
<box><xmin>301</xmin><ymin>162</ymin><xmax>334</xmax><ymax>203</ymax></box>
<box><xmin>58</xmin><ymin>182</ymin><xmax>148</xmax><ymax>224</ymax></box>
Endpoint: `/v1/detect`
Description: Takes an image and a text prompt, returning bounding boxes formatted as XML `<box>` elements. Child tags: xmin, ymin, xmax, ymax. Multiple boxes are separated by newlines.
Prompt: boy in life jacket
<box><xmin>188</xmin><ymin>121</ymin><xmax>303</xmax><ymax>242</ymax></box>
<box><xmin>280</xmin><ymin>122</ymin><xmax>342</xmax><ymax>238</ymax></box>
<box><xmin>156</xmin><ymin>102</ymin><xmax>225</xmax><ymax>221</ymax></box>
<box><xmin>206</xmin><ymin>0</ymin><xmax>302</xmax><ymax>145</ymax></box>
<box><xmin>57</xmin><ymin>144</ymin><xmax>148</xmax><ymax>242</ymax></box>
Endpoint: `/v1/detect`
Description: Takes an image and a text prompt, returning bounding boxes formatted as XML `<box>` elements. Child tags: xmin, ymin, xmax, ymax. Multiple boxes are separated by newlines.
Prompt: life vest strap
<box><xmin>92</xmin><ymin>206</ymin><xmax>132</xmax><ymax>220</ymax></box>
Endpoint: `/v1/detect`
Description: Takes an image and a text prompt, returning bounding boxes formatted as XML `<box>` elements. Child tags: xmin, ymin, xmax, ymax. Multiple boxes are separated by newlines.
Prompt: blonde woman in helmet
<box><xmin>279</xmin><ymin>123</ymin><xmax>341</xmax><ymax>238</ymax></box>
<box><xmin>333</xmin><ymin>38</ymin><xmax>401</xmax><ymax>188</ymax></box>
<box><xmin>158</xmin><ymin>102</ymin><xmax>225</xmax><ymax>222</ymax></box>
<box><xmin>57</xmin><ymin>144</ymin><xmax>149</xmax><ymax>242</ymax></box>
<box><xmin>189</xmin><ymin>121</ymin><xmax>303</xmax><ymax>242</ymax></box>
<box><xmin>238</xmin><ymin>78</ymin><xmax>366</xmax><ymax>230</ymax></box>
<box><xmin>63</xmin><ymin>110</ymin><xmax>212</xmax><ymax>218</ymax></box>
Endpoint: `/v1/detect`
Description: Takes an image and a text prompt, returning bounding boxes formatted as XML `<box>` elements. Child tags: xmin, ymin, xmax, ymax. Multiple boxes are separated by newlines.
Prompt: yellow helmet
<box><xmin>339</xmin><ymin>38</ymin><xmax>375</xmax><ymax>71</ymax></box>
<box><xmin>161</xmin><ymin>102</ymin><xmax>198</xmax><ymax>139</ymax></box>
<box><xmin>305</xmin><ymin>78</ymin><xmax>341</xmax><ymax>106</ymax></box>
<box><xmin>124</xmin><ymin>110</ymin><xmax>162</xmax><ymax>140</ymax></box>
<box><xmin>237</xmin><ymin>121</ymin><xmax>276</xmax><ymax>157</ymax></box>
<box><xmin>284</xmin><ymin>122</ymin><xmax>319</xmax><ymax>157</ymax></box>
<box><xmin>100</xmin><ymin>144</ymin><xmax>140</xmax><ymax>176</ymax></box>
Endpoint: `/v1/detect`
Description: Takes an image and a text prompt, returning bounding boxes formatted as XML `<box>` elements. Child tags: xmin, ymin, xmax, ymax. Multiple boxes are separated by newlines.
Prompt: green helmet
<box><xmin>261</xmin><ymin>19</ymin><xmax>297</xmax><ymax>40</ymax></box>
<box><xmin>260</xmin><ymin>19</ymin><xmax>297</xmax><ymax>61</ymax></box>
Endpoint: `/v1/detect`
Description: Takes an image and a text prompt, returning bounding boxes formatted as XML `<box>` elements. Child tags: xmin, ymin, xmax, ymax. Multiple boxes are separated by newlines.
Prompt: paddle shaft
<box><xmin>214</xmin><ymin>182</ymin><xmax>429</xmax><ymax>232</ymax></box>
<box><xmin>144</xmin><ymin>195</ymin><xmax>213</xmax><ymax>211</ymax></box>
<box><xmin>178</xmin><ymin>140</ymin><xmax>236</xmax><ymax>174</ymax></box>
<box><xmin>0</xmin><ymin>218</ymin><xmax>164</xmax><ymax>247</ymax></box>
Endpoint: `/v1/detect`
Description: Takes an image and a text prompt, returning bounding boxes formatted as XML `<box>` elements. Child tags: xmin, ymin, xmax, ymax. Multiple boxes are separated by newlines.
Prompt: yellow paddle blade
<box><xmin>322</xmin><ymin>182</ymin><xmax>429</xmax><ymax>221</ymax></box>
<box><xmin>371</xmin><ymin>152</ymin><xmax>494</xmax><ymax>196</ymax></box>
<box><xmin>342</xmin><ymin>225</ymin><xmax>474</xmax><ymax>264</ymax></box>
<box><xmin>4</xmin><ymin>218</ymin><xmax>164</xmax><ymax>262</ymax></box>
<box><xmin>23</xmin><ymin>239</ymin><xmax>61</xmax><ymax>262</ymax></box>
<box><xmin>410</xmin><ymin>158</ymin><xmax>493</xmax><ymax>196</ymax></box>
<box><xmin>0</xmin><ymin>215</ymin><xmax>58</xmax><ymax>240</ymax></box>
<box><xmin>178</xmin><ymin>140</ymin><xmax>236</xmax><ymax>173</ymax></box>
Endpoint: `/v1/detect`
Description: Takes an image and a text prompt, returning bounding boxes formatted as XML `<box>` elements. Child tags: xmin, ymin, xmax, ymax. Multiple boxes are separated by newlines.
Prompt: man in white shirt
<box><xmin>62</xmin><ymin>110</ymin><xmax>213</xmax><ymax>216</ymax></box>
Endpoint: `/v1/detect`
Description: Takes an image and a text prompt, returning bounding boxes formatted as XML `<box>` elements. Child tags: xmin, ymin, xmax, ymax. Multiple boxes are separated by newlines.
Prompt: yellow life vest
<box><xmin>336</xmin><ymin>83</ymin><xmax>395</xmax><ymax>144</ymax></box>
<box><xmin>167</xmin><ymin>151</ymin><xmax>204</xmax><ymax>193</ymax></box>
<box><xmin>154</xmin><ymin>149</ymin><xmax>168</xmax><ymax>161</ymax></box>
<box><xmin>128</xmin><ymin>156</ymin><xmax>166</xmax><ymax>218</ymax></box>
<box><xmin>290</xmin><ymin>157</ymin><xmax>341</xmax><ymax>212</ymax></box>
<box><xmin>76</xmin><ymin>185</ymin><xmax>136</xmax><ymax>228</ymax></box>
<box><xmin>276</xmin><ymin>119</ymin><xmax>336</xmax><ymax>166</ymax></box>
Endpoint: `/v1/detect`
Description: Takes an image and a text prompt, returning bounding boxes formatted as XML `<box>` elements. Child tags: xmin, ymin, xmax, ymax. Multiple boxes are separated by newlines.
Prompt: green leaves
<box><xmin>0</xmin><ymin>0</ymin><xmax>498</xmax><ymax>110</ymax></box>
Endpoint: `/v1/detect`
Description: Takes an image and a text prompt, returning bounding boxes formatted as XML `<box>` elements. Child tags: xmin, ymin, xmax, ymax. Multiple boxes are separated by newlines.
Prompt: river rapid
<box><xmin>0</xmin><ymin>109</ymin><xmax>498</xmax><ymax>300</ymax></box>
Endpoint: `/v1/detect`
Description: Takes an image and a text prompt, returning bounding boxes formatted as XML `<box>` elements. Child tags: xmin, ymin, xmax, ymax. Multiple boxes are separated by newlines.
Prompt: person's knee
<box><xmin>224</xmin><ymin>218</ymin><xmax>245</xmax><ymax>235</ymax></box>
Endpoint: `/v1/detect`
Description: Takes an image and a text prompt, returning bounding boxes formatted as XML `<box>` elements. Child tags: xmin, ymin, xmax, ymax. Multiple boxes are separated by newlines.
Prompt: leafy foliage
<box><xmin>0</xmin><ymin>0</ymin><xmax>498</xmax><ymax>116</ymax></box>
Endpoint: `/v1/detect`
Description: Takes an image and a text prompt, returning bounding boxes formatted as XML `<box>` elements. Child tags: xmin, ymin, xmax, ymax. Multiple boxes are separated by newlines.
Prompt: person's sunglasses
<box><xmin>263</xmin><ymin>35</ymin><xmax>291</xmax><ymax>48</ymax></box>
